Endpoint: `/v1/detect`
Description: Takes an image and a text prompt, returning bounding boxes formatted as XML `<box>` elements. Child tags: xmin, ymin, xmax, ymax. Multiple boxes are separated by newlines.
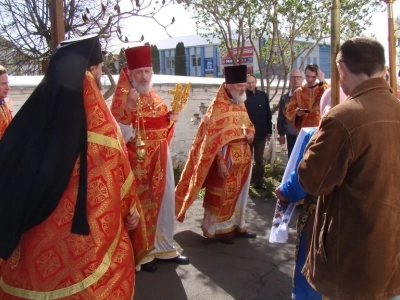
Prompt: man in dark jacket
<box><xmin>245</xmin><ymin>74</ymin><xmax>272</xmax><ymax>189</ymax></box>
<box><xmin>277</xmin><ymin>70</ymin><xmax>303</xmax><ymax>158</ymax></box>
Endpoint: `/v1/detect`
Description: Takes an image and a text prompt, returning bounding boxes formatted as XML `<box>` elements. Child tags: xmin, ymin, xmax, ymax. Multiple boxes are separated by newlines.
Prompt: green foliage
<box><xmin>104</xmin><ymin>53</ymin><xmax>118</xmax><ymax>74</ymax></box>
<box><xmin>249</xmin><ymin>157</ymin><xmax>285</xmax><ymax>199</ymax></box>
<box><xmin>265</xmin><ymin>157</ymin><xmax>285</xmax><ymax>183</ymax></box>
<box><xmin>151</xmin><ymin>45</ymin><xmax>161</xmax><ymax>74</ymax></box>
<box><xmin>177</xmin><ymin>0</ymin><xmax>384</xmax><ymax>99</ymax></box>
<box><xmin>173</xmin><ymin>165</ymin><xmax>205</xmax><ymax>198</ymax></box>
<box><xmin>118</xmin><ymin>48</ymin><xmax>127</xmax><ymax>73</ymax></box>
<box><xmin>173</xmin><ymin>157</ymin><xmax>285</xmax><ymax>200</ymax></box>
<box><xmin>174</xmin><ymin>42</ymin><xmax>186</xmax><ymax>76</ymax></box>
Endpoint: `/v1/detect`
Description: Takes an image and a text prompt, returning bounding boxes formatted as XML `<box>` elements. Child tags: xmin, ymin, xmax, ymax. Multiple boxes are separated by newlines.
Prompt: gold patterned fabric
<box><xmin>0</xmin><ymin>101</ymin><xmax>12</xmax><ymax>139</ymax></box>
<box><xmin>285</xmin><ymin>82</ymin><xmax>329</xmax><ymax>133</ymax></box>
<box><xmin>175</xmin><ymin>84</ymin><xmax>254</xmax><ymax>224</ymax></box>
<box><xmin>0</xmin><ymin>72</ymin><xmax>147</xmax><ymax>300</ymax></box>
<box><xmin>111</xmin><ymin>68</ymin><xmax>177</xmax><ymax>259</ymax></box>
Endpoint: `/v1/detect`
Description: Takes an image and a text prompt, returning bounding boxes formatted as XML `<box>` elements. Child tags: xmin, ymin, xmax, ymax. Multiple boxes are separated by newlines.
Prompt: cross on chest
<box><xmin>241</xmin><ymin>123</ymin><xmax>246</xmax><ymax>135</ymax></box>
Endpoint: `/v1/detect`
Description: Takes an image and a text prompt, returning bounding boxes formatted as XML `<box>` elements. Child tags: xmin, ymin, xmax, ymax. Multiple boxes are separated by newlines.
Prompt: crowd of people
<box><xmin>0</xmin><ymin>35</ymin><xmax>399</xmax><ymax>300</ymax></box>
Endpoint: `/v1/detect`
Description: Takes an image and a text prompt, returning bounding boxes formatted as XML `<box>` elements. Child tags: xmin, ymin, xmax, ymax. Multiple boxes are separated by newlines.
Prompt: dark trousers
<box><xmin>286</xmin><ymin>134</ymin><xmax>297</xmax><ymax>159</ymax></box>
<box><xmin>250</xmin><ymin>138</ymin><xmax>267</xmax><ymax>187</ymax></box>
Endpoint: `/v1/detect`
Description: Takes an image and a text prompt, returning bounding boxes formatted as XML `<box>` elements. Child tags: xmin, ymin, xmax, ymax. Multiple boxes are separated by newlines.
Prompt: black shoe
<box><xmin>218</xmin><ymin>237</ymin><xmax>234</xmax><ymax>245</ymax></box>
<box><xmin>237</xmin><ymin>231</ymin><xmax>257</xmax><ymax>239</ymax></box>
<box><xmin>157</xmin><ymin>255</ymin><xmax>190</xmax><ymax>265</ymax></box>
<box><xmin>141</xmin><ymin>261</ymin><xmax>157</xmax><ymax>272</ymax></box>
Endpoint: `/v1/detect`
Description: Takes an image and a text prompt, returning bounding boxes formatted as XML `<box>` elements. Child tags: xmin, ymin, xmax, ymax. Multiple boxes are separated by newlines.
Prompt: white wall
<box><xmin>8</xmin><ymin>75</ymin><xmax>283</xmax><ymax>167</ymax></box>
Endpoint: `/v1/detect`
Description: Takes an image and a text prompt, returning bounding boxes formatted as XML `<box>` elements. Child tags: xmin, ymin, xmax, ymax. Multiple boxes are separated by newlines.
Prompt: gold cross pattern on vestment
<box><xmin>241</xmin><ymin>123</ymin><xmax>246</xmax><ymax>136</ymax></box>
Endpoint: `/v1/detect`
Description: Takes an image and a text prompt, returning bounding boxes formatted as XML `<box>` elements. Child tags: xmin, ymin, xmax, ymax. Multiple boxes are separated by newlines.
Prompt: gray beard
<box><xmin>135</xmin><ymin>84</ymin><xmax>150</xmax><ymax>94</ymax></box>
<box><xmin>132</xmin><ymin>79</ymin><xmax>152</xmax><ymax>94</ymax></box>
<box><xmin>231</xmin><ymin>91</ymin><xmax>246</xmax><ymax>102</ymax></box>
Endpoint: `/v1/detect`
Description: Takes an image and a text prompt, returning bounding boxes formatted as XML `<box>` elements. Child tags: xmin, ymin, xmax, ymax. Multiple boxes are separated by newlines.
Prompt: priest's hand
<box><xmin>168</xmin><ymin>111</ymin><xmax>180</xmax><ymax>122</ymax></box>
<box><xmin>275</xmin><ymin>185</ymin><xmax>289</xmax><ymax>203</ymax></box>
<box><xmin>317</xmin><ymin>69</ymin><xmax>325</xmax><ymax>82</ymax></box>
<box><xmin>125</xmin><ymin>88</ymin><xmax>140</xmax><ymax>110</ymax></box>
<box><xmin>126</xmin><ymin>209</ymin><xmax>140</xmax><ymax>231</ymax></box>
<box><xmin>278</xmin><ymin>135</ymin><xmax>286</xmax><ymax>145</ymax></box>
<box><xmin>246</xmin><ymin>132</ymin><xmax>254</xmax><ymax>144</ymax></box>
<box><xmin>217</xmin><ymin>162</ymin><xmax>229</xmax><ymax>179</ymax></box>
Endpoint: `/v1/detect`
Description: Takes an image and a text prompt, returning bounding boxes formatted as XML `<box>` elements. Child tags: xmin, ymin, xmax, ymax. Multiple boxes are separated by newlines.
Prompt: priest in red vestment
<box><xmin>175</xmin><ymin>65</ymin><xmax>257</xmax><ymax>245</ymax></box>
<box><xmin>285</xmin><ymin>64</ymin><xmax>329</xmax><ymax>132</ymax></box>
<box><xmin>0</xmin><ymin>35</ymin><xmax>147</xmax><ymax>299</ymax></box>
<box><xmin>111</xmin><ymin>45</ymin><xmax>189</xmax><ymax>272</ymax></box>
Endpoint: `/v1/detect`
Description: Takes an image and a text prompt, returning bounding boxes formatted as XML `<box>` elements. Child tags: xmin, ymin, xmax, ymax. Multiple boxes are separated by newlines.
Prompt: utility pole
<box><xmin>50</xmin><ymin>0</ymin><xmax>65</xmax><ymax>50</ymax></box>
<box><xmin>330</xmin><ymin>0</ymin><xmax>340</xmax><ymax>108</ymax></box>
<box><xmin>42</xmin><ymin>0</ymin><xmax>65</xmax><ymax>72</ymax></box>
<box><xmin>384</xmin><ymin>0</ymin><xmax>398</xmax><ymax>93</ymax></box>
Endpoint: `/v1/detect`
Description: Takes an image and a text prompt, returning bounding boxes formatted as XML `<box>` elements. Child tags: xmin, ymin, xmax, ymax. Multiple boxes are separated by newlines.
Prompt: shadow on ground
<box><xmin>135</xmin><ymin>195</ymin><xmax>300</xmax><ymax>300</ymax></box>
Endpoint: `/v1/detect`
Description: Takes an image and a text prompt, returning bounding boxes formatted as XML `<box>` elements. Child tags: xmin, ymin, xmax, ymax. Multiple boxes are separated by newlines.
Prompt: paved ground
<box><xmin>135</xmin><ymin>193</ymin><xmax>301</xmax><ymax>300</ymax></box>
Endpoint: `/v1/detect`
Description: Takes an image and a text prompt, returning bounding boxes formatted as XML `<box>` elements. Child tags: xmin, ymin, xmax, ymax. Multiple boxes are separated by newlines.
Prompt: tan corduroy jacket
<box><xmin>298</xmin><ymin>77</ymin><xmax>400</xmax><ymax>300</ymax></box>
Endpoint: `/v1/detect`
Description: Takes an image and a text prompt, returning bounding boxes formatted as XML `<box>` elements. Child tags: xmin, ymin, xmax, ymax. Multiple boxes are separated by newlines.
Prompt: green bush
<box><xmin>173</xmin><ymin>166</ymin><xmax>205</xmax><ymax>198</ymax></box>
<box><xmin>249</xmin><ymin>157</ymin><xmax>285</xmax><ymax>198</ymax></box>
<box><xmin>173</xmin><ymin>158</ymin><xmax>285</xmax><ymax>199</ymax></box>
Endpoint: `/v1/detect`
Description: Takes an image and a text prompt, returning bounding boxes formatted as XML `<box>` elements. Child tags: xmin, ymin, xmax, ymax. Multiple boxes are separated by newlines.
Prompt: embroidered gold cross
<box><xmin>134</xmin><ymin>165</ymin><xmax>148</xmax><ymax>180</ymax></box>
<box><xmin>241</xmin><ymin>123</ymin><xmax>246</xmax><ymax>136</ymax></box>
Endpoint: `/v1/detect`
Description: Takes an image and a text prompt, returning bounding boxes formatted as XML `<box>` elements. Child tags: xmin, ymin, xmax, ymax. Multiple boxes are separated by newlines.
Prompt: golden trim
<box><xmin>140</xmin><ymin>249</ymin><xmax>180</xmax><ymax>265</ymax></box>
<box><xmin>87</xmin><ymin>131</ymin><xmax>120</xmax><ymax>151</ymax></box>
<box><xmin>0</xmin><ymin>224</ymin><xmax>122</xmax><ymax>299</ymax></box>
<box><xmin>121</xmin><ymin>171</ymin><xmax>133</xmax><ymax>200</ymax></box>
<box><xmin>141</xmin><ymin>202</ymin><xmax>158</xmax><ymax>210</ymax></box>
<box><xmin>201</xmin><ymin>224</ymin><xmax>245</xmax><ymax>237</ymax></box>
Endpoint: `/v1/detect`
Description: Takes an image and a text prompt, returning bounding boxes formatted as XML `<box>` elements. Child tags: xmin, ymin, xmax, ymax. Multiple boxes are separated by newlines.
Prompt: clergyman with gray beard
<box><xmin>175</xmin><ymin>65</ymin><xmax>258</xmax><ymax>245</ymax></box>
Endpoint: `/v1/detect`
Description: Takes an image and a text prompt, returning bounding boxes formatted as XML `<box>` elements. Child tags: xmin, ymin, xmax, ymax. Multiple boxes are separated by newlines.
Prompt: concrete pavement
<box><xmin>135</xmin><ymin>196</ymin><xmax>300</xmax><ymax>300</ymax></box>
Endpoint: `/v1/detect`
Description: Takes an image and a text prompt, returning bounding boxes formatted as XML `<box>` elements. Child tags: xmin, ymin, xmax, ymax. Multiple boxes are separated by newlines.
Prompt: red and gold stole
<box><xmin>286</xmin><ymin>83</ymin><xmax>329</xmax><ymax>132</ymax></box>
<box><xmin>111</xmin><ymin>68</ymin><xmax>174</xmax><ymax>253</ymax></box>
<box><xmin>0</xmin><ymin>101</ymin><xmax>12</xmax><ymax>139</ymax></box>
<box><xmin>175</xmin><ymin>84</ymin><xmax>255</xmax><ymax>222</ymax></box>
<box><xmin>0</xmin><ymin>72</ymin><xmax>147</xmax><ymax>300</ymax></box>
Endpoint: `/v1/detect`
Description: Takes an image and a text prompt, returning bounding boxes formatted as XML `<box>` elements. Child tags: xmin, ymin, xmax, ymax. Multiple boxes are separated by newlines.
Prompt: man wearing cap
<box><xmin>286</xmin><ymin>64</ymin><xmax>329</xmax><ymax>133</ymax></box>
<box><xmin>111</xmin><ymin>45</ymin><xmax>189</xmax><ymax>272</ymax></box>
<box><xmin>0</xmin><ymin>65</ymin><xmax>12</xmax><ymax>140</ymax></box>
<box><xmin>0</xmin><ymin>35</ymin><xmax>147</xmax><ymax>299</ymax></box>
<box><xmin>175</xmin><ymin>65</ymin><xmax>257</xmax><ymax>245</ymax></box>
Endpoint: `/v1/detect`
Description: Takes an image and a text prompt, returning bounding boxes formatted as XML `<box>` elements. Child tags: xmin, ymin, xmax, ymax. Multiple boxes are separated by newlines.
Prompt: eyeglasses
<box><xmin>291</xmin><ymin>76</ymin><xmax>302</xmax><ymax>80</ymax></box>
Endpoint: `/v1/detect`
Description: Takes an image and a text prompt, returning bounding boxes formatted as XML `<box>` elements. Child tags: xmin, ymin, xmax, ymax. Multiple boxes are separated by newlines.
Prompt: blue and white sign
<box><xmin>204</xmin><ymin>58</ymin><xmax>213</xmax><ymax>74</ymax></box>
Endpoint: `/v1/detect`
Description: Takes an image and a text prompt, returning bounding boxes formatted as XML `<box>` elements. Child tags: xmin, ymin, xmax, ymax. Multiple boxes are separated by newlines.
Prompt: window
<box><xmin>192</xmin><ymin>55</ymin><xmax>201</xmax><ymax>67</ymax></box>
<box><xmin>166</xmin><ymin>57</ymin><xmax>175</xmax><ymax>69</ymax></box>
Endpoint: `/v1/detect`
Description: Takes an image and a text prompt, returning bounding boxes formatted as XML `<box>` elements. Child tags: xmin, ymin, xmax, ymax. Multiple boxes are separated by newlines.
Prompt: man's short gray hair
<box><xmin>290</xmin><ymin>69</ymin><xmax>304</xmax><ymax>77</ymax></box>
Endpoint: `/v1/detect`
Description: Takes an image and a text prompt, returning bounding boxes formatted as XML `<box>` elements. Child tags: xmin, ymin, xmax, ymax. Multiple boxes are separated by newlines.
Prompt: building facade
<box><xmin>156</xmin><ymin>35</ymin><xmax>331</xmax><ymax>79</ymax></box>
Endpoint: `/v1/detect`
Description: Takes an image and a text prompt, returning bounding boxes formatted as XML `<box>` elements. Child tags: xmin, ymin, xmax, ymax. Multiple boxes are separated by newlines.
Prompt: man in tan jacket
<box><xmin>298</xmin><ymin>37</ymin><xmax>400</xmax><ymax>300</ymax></box>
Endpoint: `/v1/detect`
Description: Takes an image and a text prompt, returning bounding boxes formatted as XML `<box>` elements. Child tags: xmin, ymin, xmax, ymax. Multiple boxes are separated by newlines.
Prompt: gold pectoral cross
<box><xmin>241</xmin><ymin>123</ymin><xmax>246</xmax><ymax>136</ymax></box>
